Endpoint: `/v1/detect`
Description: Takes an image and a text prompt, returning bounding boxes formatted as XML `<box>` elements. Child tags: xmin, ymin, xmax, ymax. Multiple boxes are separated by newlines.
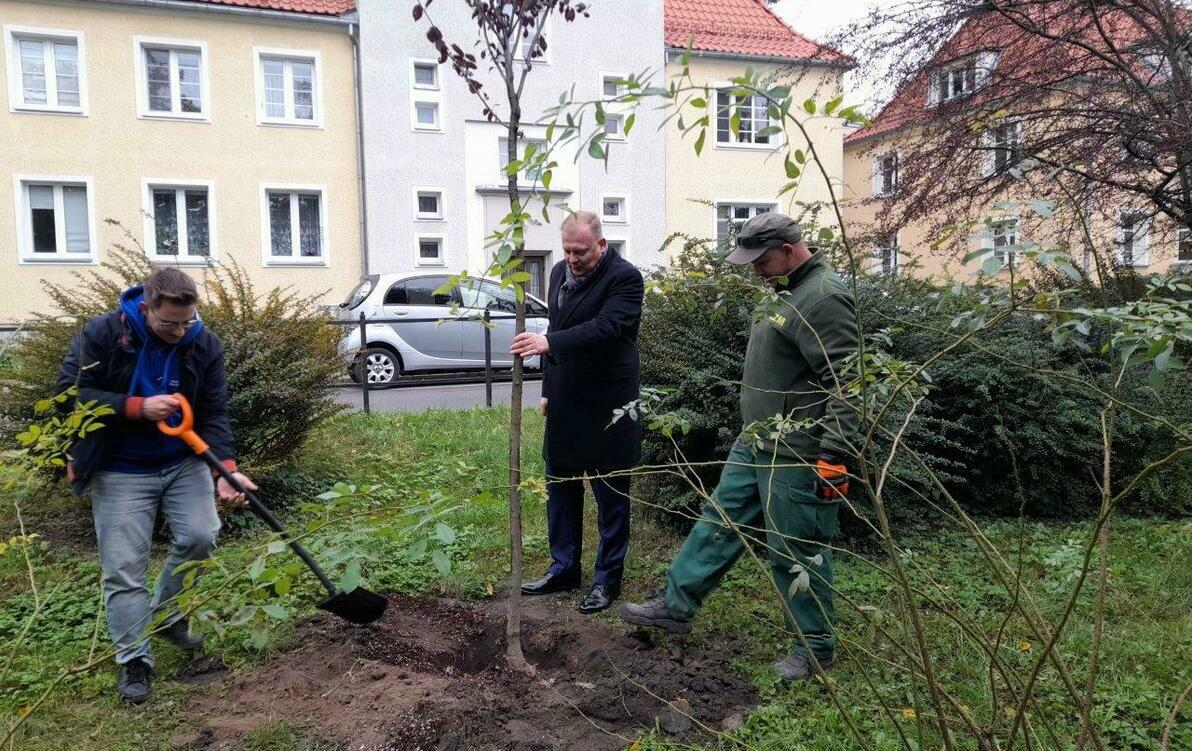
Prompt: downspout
<box><xmin>350</xmin><ymin>22</ymin><xmax>370</xmax><ymax>278</ymax></box>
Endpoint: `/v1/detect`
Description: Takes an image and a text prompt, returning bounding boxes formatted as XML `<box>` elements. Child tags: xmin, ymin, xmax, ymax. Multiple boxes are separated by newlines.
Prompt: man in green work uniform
<box><xmin>618</xmin><ymin>212</ymin><xmax>860</xmax><ymax>680</ymax></box>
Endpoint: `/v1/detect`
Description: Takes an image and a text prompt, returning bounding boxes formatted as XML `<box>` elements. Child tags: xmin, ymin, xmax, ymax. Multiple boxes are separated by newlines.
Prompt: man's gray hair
<box><xmin>561</xmin><ymin>210</ymin><xmax>603</xmax><ymax>240</ymax></box>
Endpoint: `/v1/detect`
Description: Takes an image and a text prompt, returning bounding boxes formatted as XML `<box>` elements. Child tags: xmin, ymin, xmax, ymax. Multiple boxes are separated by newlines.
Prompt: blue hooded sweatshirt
<box><xmin>103</xmin><ymin>286</ymin><xmax>205</xmax><ymax>473</ymax></box>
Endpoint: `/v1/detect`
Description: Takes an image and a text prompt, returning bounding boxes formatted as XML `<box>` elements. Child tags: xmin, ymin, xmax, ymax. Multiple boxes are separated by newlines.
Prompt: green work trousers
<box><xmin>665</xmin><ymin>439</ymin><xmax>840</xmax><ymax>659</ymax></box>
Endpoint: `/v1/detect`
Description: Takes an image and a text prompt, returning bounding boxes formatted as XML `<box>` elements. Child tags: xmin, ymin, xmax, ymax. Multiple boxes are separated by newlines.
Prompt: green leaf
<box><xmin>542</xmin><ymin>170</ymin><xmax>552</xmax><ymax>190</ymax></box>
<box><xmin>341</xmin><ymin>560</ymin><xmax>361</xmax><ymax>593</ymax></box>
<box><xmin>784</xmin><ymin>155</ymin><xmax>799</xmax><ymax>178</ymax></box>
<box><xmin>803</xmin><ymin>98</ymin><xmax>816</xmax><ymax>115</ymax></box>
<box><xmin>981</xmin><ymin>256</ymin><xmax>1005</xmax><ymax>275</ymax></box>
<box><xmin>730</xmin><ymin>110</ymin><xmax>741</xmax><ymax>136</ymax></box>
<box><xmin>435</xmin><ymin>522</ymin><xmax>456</xmax><ymax>545</ymax></box>
<box><xmin>263</xmin><ymin>604</ymin><xmax>288</xmax><ymax>620</ymax></box>
<box><xmin>691</xmin><ymin>97</ymin><xmax>706</xmax><ymax>108</ymax></box>
<box><xmin>1155</xmin><ymin>342</ymin><xmax>1173</xmax><ymax>372</ymax></box>
<box><xmin>755</xmin><ymin>125</ymin><xmax>782</xmax><ymax>138</ymax></box>
<box><xmin>623</xmin><ymin>113</ymin><xmax>635</xmax><ymax>136</ymax></box>
<box><xmin>824</xmin><ymin>96</ymin><xmax>843</xmax><ymax>115</ymax></box>
<box><xmin>694</xmin><ymin>129</ymin><xmax>706</xmax><ymax>155</ymax></box>
<box><xmin>267</xmin><ymin>540</ymin><xmax>286</xmax><ymax>555</ymax></box>
<box><xmin>248</xmin><ymin>556</ymin><xmax>266</xmax><ymax>581</ymax></box>
<box><xmin>588</xmin><ymin>140</ymin><xmax>605</xmax><ymax>160</ymax></box>
<box><xmin>431</xmin><ymin>549</ymin><xmax>452</xmax><ymax>577</ymax></box>
<box><xmin>594</xmin><ymin>101</ymin><xmax>605</xmax><ymax>125</ymax></box>
<box><xmin>274</xmin><ymin>576</ymin><xmax>291</xmax><ymax>596</ymax></box>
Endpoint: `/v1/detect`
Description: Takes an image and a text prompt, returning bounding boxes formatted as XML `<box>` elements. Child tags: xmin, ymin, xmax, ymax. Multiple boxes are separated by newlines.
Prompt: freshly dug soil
<box><xmin>172</xmin><ymin>592</ymin><xmax>757</xmax><ymax>751</ymax></box>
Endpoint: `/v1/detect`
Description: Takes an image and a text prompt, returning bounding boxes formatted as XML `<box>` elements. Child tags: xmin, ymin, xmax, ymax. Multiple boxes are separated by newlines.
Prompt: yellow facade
<box><xmin>0</xmin><ymin>0</ymin><xmax>361</xmax><ymax>324</ymax></box>
<box><xmin>842</xmin><ymin>129</ymin><xmax>1191</xmax><ymax>281</ymax></box>
<box><xmin>663</xmin><ymin>54</ymin><xmax>846</xmax><ymax>253</ymax></box>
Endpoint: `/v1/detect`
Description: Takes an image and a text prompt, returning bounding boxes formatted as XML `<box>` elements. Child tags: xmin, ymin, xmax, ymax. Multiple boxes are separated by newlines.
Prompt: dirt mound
<box><xmin>172</xmin><ymin>593</ymin><xmax>756</xmax><ymax>751</ymax></box>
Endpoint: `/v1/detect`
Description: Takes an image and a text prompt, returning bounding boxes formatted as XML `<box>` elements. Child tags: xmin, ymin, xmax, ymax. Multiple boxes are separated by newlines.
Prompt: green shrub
<box><xmin>637</xmin><ymin>242</ymin><xmax>1188</xmax><ymax>522</ymax></box>
<box><xmin>0</xmin><ymin>243</ymin><xmax>344</xmax><ymax>474</ymax></box>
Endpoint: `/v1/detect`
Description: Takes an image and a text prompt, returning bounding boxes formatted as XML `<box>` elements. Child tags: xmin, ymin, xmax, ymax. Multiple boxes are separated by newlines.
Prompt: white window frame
<box><xmin>983</xmin><ymin>119</ymin><xmax>1023</xmax><ymax>178</ymax></box>
<box><xmin>1116</xmin><ymin>208</ymin><xmax>1150</xmax><ymax>267</ymax></box>
<box><xmin>515</xmin><ymin>18</ymin><xmax>551</xmax><ymax>65</ymax></box>
<box><xmin>872</xmin><ymin>151</ymin><xmax>900</xmax><ymax>197</ymax></box>
<box><xmin>412</xmin><ymin>187</ymin><xmax>445</xmax><ymax>221</ymax></box>
<box><xmin>600</xmin><ymin>71</ymin><xmax>626</xmax><ymax>99</ymax></box>
<box><xmin>713</xmin><ymin>201</ymin><xmax>777</xmax><ymax>247</ymax></box>
<box><xmin>1177</xmin><ymin>225</ymin><xmax>1192</xmax><ymax>265</ymax></box>
<box><xmin>410</xmin><ymin>58</ymin><xmax>440</xmax><ymax>91</ymax></box>
<box><xmin>259</xmin><ymin>182</ymin><xmax>329</xmax><ymax>267</ymax></box>
<box><xmin>928</xmin><ymin>51</ymin><xmax>999</xmax><ymax>106</ymax></box>
<box><xmin>133</xmin><ymin>36</ymin><xmax>210</xmax><ymax>122</ymax></box>
<box><xmin>411</xmin><ymin>99</ymin><xmax>442</xmax><ymax>132</ymax></box>
<box><xmin>141</xmin><ymin>178</ymin><xmax>216</xmax><ymax>265</ymax></box>
<box><xmin>979</xmin><ymin>217</ymin><xmax>1020</xmax><ymax>269</ymax></box>
<box><xmin>12</xmin><ymin>174</ymin><xmax>97</xmax><ymax>264</ymax></box>
<box><xmin>603</xmin><ymin>112</ymin><xmax>627</xmax><ymax>142</ymax></box>
<box><xmin>415</xmin><ymin>234</ymin><xmax>445</xmax><ymax>267</ymax></box>
<box><xmin>498</xmin><ymin>136</ymin><xmax>548</xmax><ymax>184</ymax></box>
<box><xmin>604</xmin><ymin>238</ymin><xmax>629</xmax><ymax>259</ymax></box>
<box><xmin>4</xmin><ymin>25</ymin><xmax>87</xmax><ymax>115</ymax></box>
<box><xmin>253</xmin><ymin>47</ymin><xmax>322</xmax><ymax>128</ymax></box>
<box><xmin>875</xmin><ymin>232</ymin><xmax>899</xmax><ymax>274</ymax></box>
<box><xmin>714</xmin><ymin>83</ymin><xmax>780</xmax><ymax>151</ymax></box>
<box><xmin>601</xmin><ymin>194</ymin><xmax>628</xmax><ymax>224</ymax></box>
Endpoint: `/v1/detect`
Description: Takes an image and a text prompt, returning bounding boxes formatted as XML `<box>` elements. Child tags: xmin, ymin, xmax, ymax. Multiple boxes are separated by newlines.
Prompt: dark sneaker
<box><xmin>117</xmin><ymin>658</ymin><xmax>153</xmax><ymax>704</ymax></box>
<box><xmin>773</xmin><ymin>650</ymin><xmax>835</xmax><ymax>681</ymax></box>
<box><xmin>617</xmin><ymin>588</ymin><xmax>692</xmax><ymax>634</ymax></box>
<box><xmin>159</xmin><ymin>619</ymin><xmax>204</xmax><ymax>652</ymax></box>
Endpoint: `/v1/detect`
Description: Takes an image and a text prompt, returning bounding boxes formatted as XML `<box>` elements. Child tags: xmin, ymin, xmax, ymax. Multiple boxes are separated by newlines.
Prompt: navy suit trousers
<box><xmin>545</xmin><ymin>465</ymin><xmax>631</xmax><ymax>587</ymax></box>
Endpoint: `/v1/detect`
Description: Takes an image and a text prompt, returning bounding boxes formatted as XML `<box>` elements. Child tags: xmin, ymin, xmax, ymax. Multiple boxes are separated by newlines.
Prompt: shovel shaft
<box><xmin>201</xmin><ymin>449</ymin><xmax>339</xmax><ymax>597</ymax></box>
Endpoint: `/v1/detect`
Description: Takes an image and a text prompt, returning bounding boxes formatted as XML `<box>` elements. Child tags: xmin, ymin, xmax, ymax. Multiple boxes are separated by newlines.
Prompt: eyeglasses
<box><xmin>154</xmin><ymin>317</ymin><xmax>199</xmax><ymax>332</ymax></box>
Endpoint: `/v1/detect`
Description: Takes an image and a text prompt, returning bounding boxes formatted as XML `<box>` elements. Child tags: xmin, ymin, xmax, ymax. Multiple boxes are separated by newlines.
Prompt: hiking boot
<box><xmin>117</xmin><ymin>658</ymin><xmax>153</xmax><ymax>704</ymax></box>
<box><xmin>617</xmin><ymin>588</ymin><xmax>692</xmax><ymax>634</ymax></box>
<box><xmin>773</xmin><ymin>650</ymin><xmax>835</xmax><ymax>681</ymax></box>
<box><xmin>159</xmin><ymin>619</ymin><xmax>204</xmax><ymax>652</ymax></box>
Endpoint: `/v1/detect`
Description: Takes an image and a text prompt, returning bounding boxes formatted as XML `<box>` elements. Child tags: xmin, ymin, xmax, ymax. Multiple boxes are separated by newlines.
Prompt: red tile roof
<box><xmin>665</xmin><ymin>0</ymin><xmax>850</xmax><ymax>65</ymax></box>
<box><xmin>178</xmin><ymin>0</ymin><xmax>356</xmax><ymax>16</ymax></box>
<box><xmin>846</xmin><ymin>6</ymin><xmax>1174</xmax><ymax>145</ymax></box>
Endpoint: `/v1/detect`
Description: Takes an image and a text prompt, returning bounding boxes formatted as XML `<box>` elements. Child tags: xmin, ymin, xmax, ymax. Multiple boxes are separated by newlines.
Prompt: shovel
<box><xmin>157</xmin><ymin>394</ymin><xmax>387</xmax><ymax>625</ymax></box>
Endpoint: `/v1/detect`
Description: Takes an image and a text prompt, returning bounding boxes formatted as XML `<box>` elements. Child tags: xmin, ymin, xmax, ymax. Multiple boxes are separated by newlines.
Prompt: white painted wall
<box><xmin>357</xmin><ymin>0</ymin><xmax>667</xmax><ymax>285</ymax></box>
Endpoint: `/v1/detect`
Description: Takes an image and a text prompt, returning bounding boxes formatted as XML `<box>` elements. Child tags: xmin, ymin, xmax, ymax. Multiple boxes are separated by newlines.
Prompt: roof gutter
<box><xmin>83</xmin><ymin>0</ymin><xmax>355</xmax><ymax>27</ymax></box>
<box><xmin>667</xmin><ymin>47</ymin><xmax>855</xmax><ymax>71</ymax></box>
<box><xmin>349</xmin><ymin>21</ymin><xmax>370</xmax><ymax>279</ymax></box>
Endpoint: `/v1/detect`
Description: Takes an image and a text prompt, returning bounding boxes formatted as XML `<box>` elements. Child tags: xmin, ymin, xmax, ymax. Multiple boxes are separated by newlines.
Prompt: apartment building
<box><xmin>0</xmin><ymin>0</ymin><xmax>362</xmax><ymax>324</ymax></box>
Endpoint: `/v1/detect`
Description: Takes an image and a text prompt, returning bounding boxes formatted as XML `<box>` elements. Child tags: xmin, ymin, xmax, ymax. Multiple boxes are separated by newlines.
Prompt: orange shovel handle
<box><xmin>155</xmin><ymin>393</ymin><xmax>209</xmax><ymax>455</ymax></box>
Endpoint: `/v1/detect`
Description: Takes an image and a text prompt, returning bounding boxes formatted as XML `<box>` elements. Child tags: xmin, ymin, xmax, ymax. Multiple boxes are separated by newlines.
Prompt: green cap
<box><xmin>726</xmin><ymin>212</ymin><xmax>804</xmax><ymax>265</ymax></box>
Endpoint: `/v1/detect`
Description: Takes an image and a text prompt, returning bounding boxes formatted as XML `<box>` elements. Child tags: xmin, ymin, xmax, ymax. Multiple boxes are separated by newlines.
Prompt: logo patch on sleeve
<box><xmin>769</xmin><ymin>313</ymin><xmax>787</xmax><ymax>327</ymax></box>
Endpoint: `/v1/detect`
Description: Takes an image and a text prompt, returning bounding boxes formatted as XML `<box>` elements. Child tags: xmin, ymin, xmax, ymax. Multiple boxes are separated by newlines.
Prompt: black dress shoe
<box><xmin>521</xmin><ymin>571</ymin><xmax>580</xmax><ymax>595</ymax></box>
<box><xmin>577</xmin><ymin>583</ymin><xmax>620</xmax><ymax>614</ymax></box>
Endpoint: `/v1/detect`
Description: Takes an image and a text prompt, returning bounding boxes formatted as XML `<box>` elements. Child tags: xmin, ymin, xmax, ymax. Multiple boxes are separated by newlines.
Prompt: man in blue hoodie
<box><xmin>57</xmin><ymin>267</ymin><xmax>255</xmax><ymax>704</ymax></box>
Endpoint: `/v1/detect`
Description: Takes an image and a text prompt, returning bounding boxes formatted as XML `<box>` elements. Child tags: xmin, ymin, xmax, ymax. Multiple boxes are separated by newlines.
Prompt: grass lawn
<box><xmin>1</xmin><ymin>409</ymin><xmax>1188</xmax><ymax>750</ymax></box>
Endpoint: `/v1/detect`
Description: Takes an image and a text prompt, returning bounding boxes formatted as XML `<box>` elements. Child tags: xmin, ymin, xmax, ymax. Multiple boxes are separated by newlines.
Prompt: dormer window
<box><xmin>928</xmin><ymin>51</ymin><xmax>999</xmax><ymax>105</ymax></box>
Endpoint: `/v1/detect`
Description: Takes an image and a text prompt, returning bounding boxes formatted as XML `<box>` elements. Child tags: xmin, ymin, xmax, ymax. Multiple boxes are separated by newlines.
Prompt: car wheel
<box><xmin>353</xmin><ymin>348</ymin><xmax>399</xmax><ymax>388</ymax></box>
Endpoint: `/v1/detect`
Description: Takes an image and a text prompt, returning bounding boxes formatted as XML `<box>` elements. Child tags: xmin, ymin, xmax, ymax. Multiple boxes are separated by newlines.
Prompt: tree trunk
<box><xmin>504</xmin><ymin>100</ymin><xmax>527</xmax><ymax>669</ymax></box>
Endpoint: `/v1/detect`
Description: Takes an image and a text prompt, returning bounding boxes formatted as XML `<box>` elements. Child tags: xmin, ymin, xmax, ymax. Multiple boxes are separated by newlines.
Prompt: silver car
<box><xmin>340</xmin><ymin>272</ymin><xmax>549</xmax><ymax>386</ymax></box>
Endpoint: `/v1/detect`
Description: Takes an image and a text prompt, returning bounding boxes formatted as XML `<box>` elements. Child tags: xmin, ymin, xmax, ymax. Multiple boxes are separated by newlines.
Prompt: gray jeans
<box><xmin>91</xmin><ymin>457</ymin><xmax>220</xmax><ymax>666</ymax></box>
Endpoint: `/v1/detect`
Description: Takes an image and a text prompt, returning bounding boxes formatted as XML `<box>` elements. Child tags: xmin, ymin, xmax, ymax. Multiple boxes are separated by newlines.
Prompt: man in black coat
<box><xmin>510</xmin><ymin>210</ymin><xmax>644</xmax><ymax>614</ymax></box>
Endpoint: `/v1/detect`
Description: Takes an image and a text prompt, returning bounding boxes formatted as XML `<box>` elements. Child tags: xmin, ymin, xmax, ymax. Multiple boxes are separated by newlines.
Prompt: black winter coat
<box><xmin>541</xmin><ymin>249</ymin><xmax>644</xmax><ymax>470</ymax></box>
<box><xmin>56</xmin><ymin>311</ymin><xmax>236</xmax><ymax>494</ymax></box>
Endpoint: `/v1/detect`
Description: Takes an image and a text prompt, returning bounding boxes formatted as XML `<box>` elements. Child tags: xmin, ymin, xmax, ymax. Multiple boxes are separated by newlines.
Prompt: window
<box><xmin>261</xmin><ymin>184</ymin><xmax>326</xmax><ymax>264</ymax></box>
<box><xmin>990</xmin><ymin>220</ymin><xmax>1019</xmax><ymax>268</ymax></box>
<box><xmin>604</xmin><ymin>113</ymin><xmax>625</xmax><ymax>141</ymax></box>
<box><xmin>602</xmin><ymin>196</ymin><xmax>627</xmax><ymax>224</ymax></box>
<box><xmin>384</xmin><ymin>276</ymin><xmax>453</xmax><ymax>306</ymax></box>
<box><xmin>4</xmin><ymin>27</ymin><xmax>86</xmax><ymax>114</ymax></box>
<box><xmin>498</xmin><ymin>137</ymin><xmax>547</xmax><ymax>182</ymax></box>
<box><xmin>602</xmin><ymin>74</ymin><xmax>622</xmax><ymax>98</ymax></box>
<box><xmin>413</xmin><ymin>101</ymin><xmax>440</xmax><ymax>130</ymax></box>
<box><xmin>412</xmin><ymin>61</ymin><xmax>439</xmax><ymax>89</ymax></box>
<box><xmin>985</xmin><ymin>121</ymin><xmax>1023</xmax><ymax>177</ymax></box>
<box><xmin>716</xmin><ymin>90</ymin><xmax>773</xmax><ymax>146</ymax></box>
<box><xmin>414</xmin><ymin>189</ymin><xmax>443</xmax><ymax>220</ymax></box>
<box><xmin>143</xmin><ymin>181</ymin><xmax>213</xmax><ymax>262</ymax></box>
<box><xmin>135</xmin><ymin>37</ymin><xmax>207</xmax><ymax>120</ymax></box>
<box><xmin>875</xmin><ymin>234</ymin><xmax>899</xmax><ymax>274</ymax></box>
<box><xmin>1116</xmin><ymin>209</ymin><xmax>1150</xmax><ymax>267</ymax></box>
<box><xmin>1178</xmin><ymin>225</ymin><xmax>1192</xmax><ymax>263</ymax></box>
<box><xmin>458</xmin><ymin>278</ymin><xmax>518</xmax><ymax>313</ymax></box>
<box><xmin>606</xmin><ymin>239</ymin><xmax>627</xmax><ymax>257</ymax></box>
<box><xmin>715</xmin><ymin>203</ymin><xmax>774</xmax><ymax>249</ymax></box>
<box><xmin>255</xmin><ymin>49</ymin><xmax>320</xmax><ymax>126</ymax></box>
<box><xmin>13</xmin><ymin>176</ymin><xmax>94</xmax><ymax>262</ymax></box>
<box><xmin>873</xmin><ymin>151</ymin><xmax>899</xmax><ymax>196</ymax></box>
<box><xmin>929</xmin><ymin>52</ymin><xmax>998</xmax><ymax>105</ymax></box>
<box><xmin>416</xmin><ymin>236</ymin><xmax>444</xmax><ymax>265</ymax></box>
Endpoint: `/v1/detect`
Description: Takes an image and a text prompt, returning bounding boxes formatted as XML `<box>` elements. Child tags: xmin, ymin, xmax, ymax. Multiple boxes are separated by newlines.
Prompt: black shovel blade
<box><xmin>317</xmin><ymin>587</ymin><xmax>388</xmax><ymax>625</ymax></box>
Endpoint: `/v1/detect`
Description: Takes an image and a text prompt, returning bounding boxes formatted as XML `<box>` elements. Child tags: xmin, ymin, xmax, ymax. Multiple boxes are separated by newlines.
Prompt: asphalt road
<box><xmin>335</xmin><ymin>379</ymin><xmax>543</xmax><ymax>412</ymax></box>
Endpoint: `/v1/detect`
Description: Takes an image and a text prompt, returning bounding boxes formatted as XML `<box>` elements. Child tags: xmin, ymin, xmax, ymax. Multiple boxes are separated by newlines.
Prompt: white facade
<box><xmin>357</xmin><ymin>0</ymin><xmax>667</xmax><ymax>297</ymax></box>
